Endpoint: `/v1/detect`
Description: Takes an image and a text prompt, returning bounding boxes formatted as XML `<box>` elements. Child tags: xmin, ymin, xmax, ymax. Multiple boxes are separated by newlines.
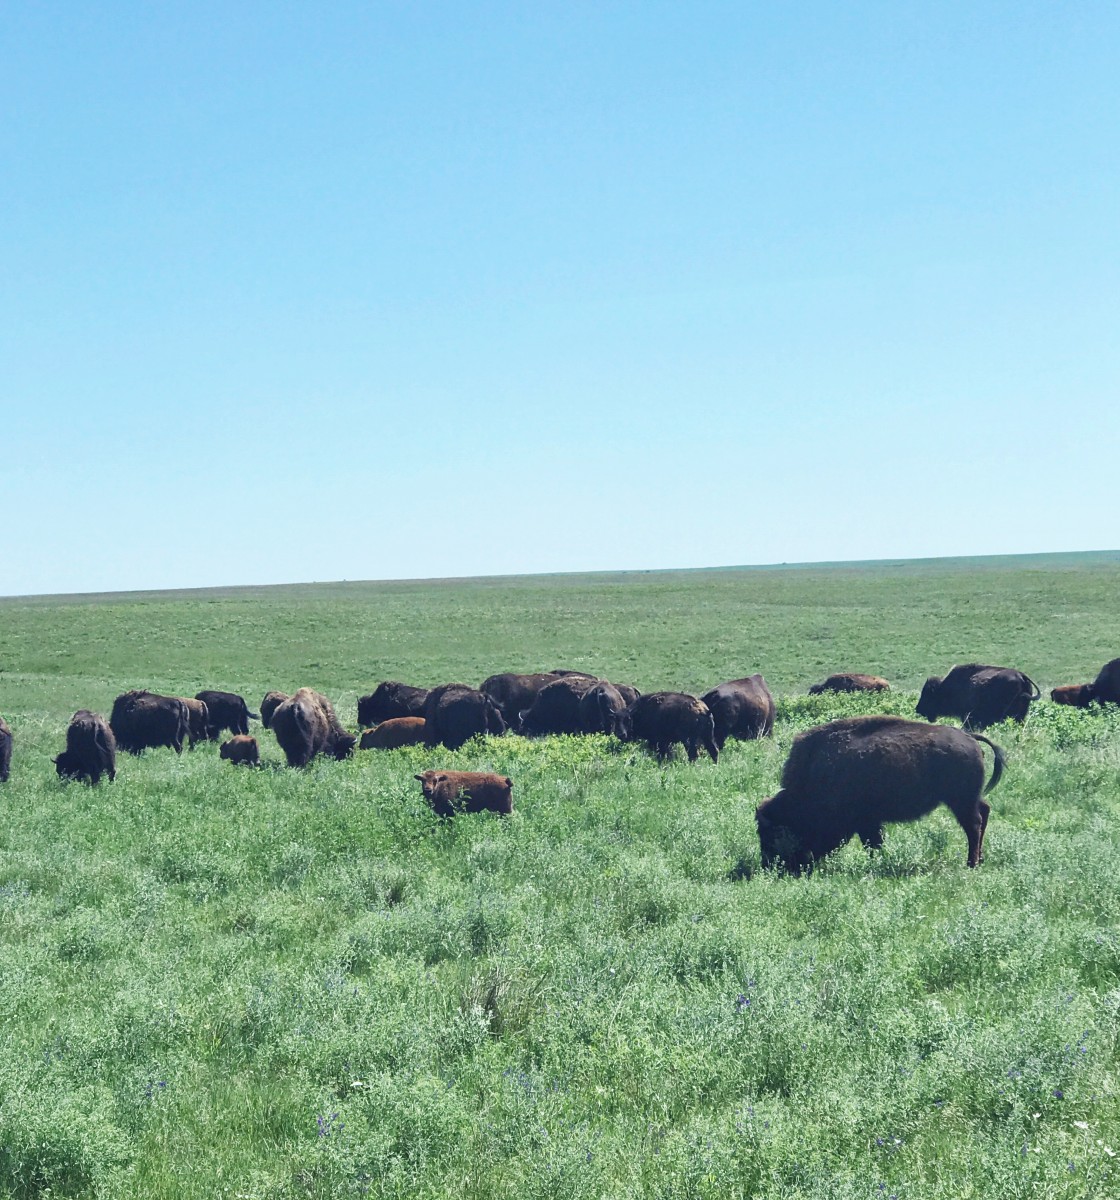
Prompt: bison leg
<box><xmin>977</xmin><ymin>798</ymin><xmax>991</xmax><ymax>863</ymax></box>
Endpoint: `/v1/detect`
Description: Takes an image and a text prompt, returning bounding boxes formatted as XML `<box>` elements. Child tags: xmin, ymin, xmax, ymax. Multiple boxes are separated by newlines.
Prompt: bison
<box><xmin>196</xmin><ymin>690</ymin><xmax>257</xmax><ymax>738</ymax></box>
<box><xmin>270</xmin><ymin>688</ymin><xmax>357</xmax><ymax>767</ymax></box>
<box><xmin>110</xmin><ymin>690</ymin><xmax>190</xmax><ymax>755</ymax></box>
<box><xmin>424</xmin><ymin>686</ymin><xmax>506</xmax><ymax>750</ymax></box>
<box><xmin>219</xmin><ymin>735</ymin><xmax>260</xmax><ymax>766</ymax></box>
<box><xmin>359</xmin><ymin>717</ymin><xmax>427</xmax><ymax>749</ymax></box>
<box><xmin>701</xmin><ymin>675</ymin><xmax>775</xmax><ymax>748</ymax></box>
<box><xmin>1051</xmin><ymin>684</ymin><xmax>1094</xmax><ymax>707</ymax></box>
<box><xmin>54</xmin><ymin>710</ymin><xmax>117</xmax><ymax>784</ymax></box>
<box><xmin>916</xmin><ymin>663</ymin><xmax>1040</xmax><ymax>729</ymax></box>
<box><xmin>413</xmin><ymin>769</ymin><xmax>514</xmax><ymax>818</ymax></box>
<box><xmin>480</xmin><ymin>673</ymin><xmax>562</xmax><ymax>729</ymax></box>
<box><xmin>259</xmin><ymin>691</ymin><xmax>289</xmax><ymax>729</ymax></box>
<box><xmin>624</xmin><ymin>692</ymin><xmax>719</xmax><ymax>763</ymax></box>
<box><xmin>518</xmin><ymin>675</ymin><xmax>599</xmax><ymax>736</ymax></box>
<box><xmin>178</xmin><ymin>697</ymin><xmax>210</xmax><ymax>748</ymax></box>
<box><xmin>1090</xmin><ymin>658</ymin><xmax>1120</xmax><ymax>705</ymax></box>
<box><xmin>578</xmin><ymin>681</ymin><xmax>631</xmax><ymax>737</ymax></box>
<box><xmin>755</xmin><ymin>715</ymin><xmax>1005</xmax><ymax>874</ymax></box>
<box><xmin>808</xmin><ymin>673</ymin><xmax>891</xmax><ymax>695</ymax></box>
<box><xmin>0</xmin><ymin>715</ymin><xmax>12</xmax><ymax>783</ymax></box>
<box><xmin>357</xmin><ymin>682</ymin><xmax>430</xmax><ymax>728</ymax></box>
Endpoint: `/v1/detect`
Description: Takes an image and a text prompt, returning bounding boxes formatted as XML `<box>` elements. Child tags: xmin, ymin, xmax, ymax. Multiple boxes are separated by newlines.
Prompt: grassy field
<box><xmin>1</xmin><ymin>552</ymin><xmax>1118</xmax><ymax>1198</ymax></box>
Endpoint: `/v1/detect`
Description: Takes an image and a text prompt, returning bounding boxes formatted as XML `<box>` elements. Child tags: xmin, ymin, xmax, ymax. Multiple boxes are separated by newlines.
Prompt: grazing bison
<box><xmin>259</xmin><ymin>691</ymin><xmax>289</xmax><ymax>729</ymax></box>
<box><xmin>755</xmin><ymin>716</ymin><xmax>1004</xmax><ymax>874</ymax></box>
<box><xmin>220</xmin><ymin>735</ymin><xmax>260</xmax><ymax>766</ymax></box>
<box><xmin>359</xmin><ymin>717</ymin><xmax>427</xmax><ymax>749</ymax></box>
<box><xmin>1051</xmin><ymin>684</ymin><xmax>1094</xmax><ymax>707</ymax></box>
<box><xmin>1090</xmin><ymin>658</ymin><xmax>1120</xmax><ymax>705</ymax></box>
<box><xmin>178</xmin><ymin>697</ymin><xmax>210</xmax><ymax>748</ymax></box>
<box><xmin>518</xmin><ymin>675</ymin><xmax>600</xmax><ymax>736</ymax></box>
<box><xmin>809</xmin><ymin>673</ymin><xmax>891</xmax><ymax>695</ymax></box>
<box><xmin>414</xmin><ymin>769</ymin><xmax>514</xmax><ymax>818</ymax></box>
<box><xmin>578</xmin><ymin>681</ymin><xmax>631</xmax><ymax>737</ymax></box>
<box><xmin>270</xmin><ymin>688</ymin><xmax>356</xmax><ymax>767</ymax></box>
<box><xmin>110</xmin><ymin>691</ymin><xmax>190</xmax><ymax>755</ymax></box>
<box><xmin>701</xmin><ymin>675</ymin><xmax>775</xmax><ymax>748</ymax></box>
<box><xmin>424</xmin><ymin>686</ymin><xmax>506</xmax><ymax>750</ymax></box>
<box><xmin>0</xmin><ymin>715</ymin><xmax>12</xmax><ymax>783</ymax></box>
<box><xmin>480</xmin><ymin>673</ymin><xmax>561</xmax><ymax>729</ymax></box>
<box><xmin>357</xmin><ymin>682</ymin><xmax>430</xmax><ymax>728</ymax></box>
<box><xmin>196</xmin><ymin>690</ymin><xmax>256</xmax><ymax>738</ymax></box>
<box><xmin>624</xmin><ymin>692</ymin><xmax>719</xmax><ymax>763</ymax></box>
<box><xmin>54</xmin><ymin>710</ymin><xmax>117</xmax><ymax>784</ymax></box>
<box><xmin>916</xmin><ymin>663</ymin><xmax>1040</xmax><ymax>729</ymax></box>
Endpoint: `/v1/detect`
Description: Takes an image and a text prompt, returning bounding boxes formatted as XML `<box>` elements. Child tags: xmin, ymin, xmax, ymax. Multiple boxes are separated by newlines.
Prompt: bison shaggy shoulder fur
<box><xmin>270</xmin><ymin>688</ymin><xmax>356</xmax><ymax>767</ymax></box>
<box><xmin>414</xmin><ymin>769</ymin><xmax>513</xmax><ymax>818</ymax></box>
<box><xmin>755</xmin><ymin>715</ymin><xmax>1004</xmax><ymax>874</ymax></box>
<box><xmin>55</xmin><ymin>710</ymin><xmax>117</xmax><ymax>785</ymax></box>
<box><xmin>359</xmin><ymin>717</ymin><xmax>427</xmax><ymax>749</ymax></box>
<box><xmin>220</xmin><ymin>735</ymin><xmax>260</xmax><ymax>766</ymax></box>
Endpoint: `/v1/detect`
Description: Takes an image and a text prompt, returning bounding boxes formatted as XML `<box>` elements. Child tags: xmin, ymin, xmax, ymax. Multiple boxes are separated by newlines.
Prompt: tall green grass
<box><xmin>0</xmin><ymin>555</ymin><xmax>1118</xmax><ymax>1197</ymax></box>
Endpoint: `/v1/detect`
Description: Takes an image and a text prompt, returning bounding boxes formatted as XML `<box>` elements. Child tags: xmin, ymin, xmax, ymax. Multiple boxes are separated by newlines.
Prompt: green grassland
<box><xmin>1</xmin><ymin>552</ymin><xmax>1119</xmax><ymax>1198</ymax></box>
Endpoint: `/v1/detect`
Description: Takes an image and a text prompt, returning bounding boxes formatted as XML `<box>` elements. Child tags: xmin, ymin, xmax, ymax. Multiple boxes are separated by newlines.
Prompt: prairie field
<box><xmin>1</xmin><ymin>551</ymin><xmax>1119</xmax><ymax>1199</ymax></box>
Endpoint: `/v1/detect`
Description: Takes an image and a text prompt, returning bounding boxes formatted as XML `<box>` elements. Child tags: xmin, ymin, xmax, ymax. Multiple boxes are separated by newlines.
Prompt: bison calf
<box><xmin>808</xmin><ymin>673</ymin><xmax>890</xmax><ymax>695</ymax></box>
<box><xmin>1051</xmin><ymin>684</ymin><xmax>1094</xmax><ymax>707</ymax></box>
<box><xmin>220</xmin><ymin>735</ymin><xmax>260</xmax><ymax>766</ymax></box>
<box><xmin>55</xmin><ymin>710</ymin><xmax>117</xmax><ymax>785</ymax></box>
<box><xmin>756</xmin><ymin>715</ymin><xmax>1004</xmax><ymax>874</ymax></box>
<box><xmin>414</xmin><ymin>770</ymin><xmax>513</xmax><ymax>818</ymax></box>
<box><xmin>359</xmin><ymin>717</ymin><xmax>427</xmax><ymax>749</ymax></box>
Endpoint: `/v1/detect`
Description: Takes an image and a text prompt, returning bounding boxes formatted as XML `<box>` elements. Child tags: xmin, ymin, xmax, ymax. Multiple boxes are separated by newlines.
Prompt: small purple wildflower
<box><xmin>317</xmin><ymin>1112</ymin><xmax>344</xmax><ymax>1138</ymax></box>
<box><xmin>736</xmin><ymin>994</ymin><xmax>751</xmax><ymax>1010</ymax></box>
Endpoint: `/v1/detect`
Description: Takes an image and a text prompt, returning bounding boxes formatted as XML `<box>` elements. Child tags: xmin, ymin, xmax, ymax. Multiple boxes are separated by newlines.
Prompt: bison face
<box><xmin>915</xmin><ymin>677</ymin><xmax>943</xmax><ymax>722</ymax></box>
<box><xmin>755</xmin><ymin>804</ymin><xmax>812</xmax><ymax>875</ymax></box>
<box><xmin>414</xmin><ymin>771</ymin><xmax>444</xmax><ymax>801</ymax></box>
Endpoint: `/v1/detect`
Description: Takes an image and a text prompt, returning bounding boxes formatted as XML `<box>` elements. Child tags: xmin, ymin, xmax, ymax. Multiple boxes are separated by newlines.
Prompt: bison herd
<box><xmin>2</xmin><ymin>656</ymin><xmax>1118</xmax><ymax>873</ymax></box>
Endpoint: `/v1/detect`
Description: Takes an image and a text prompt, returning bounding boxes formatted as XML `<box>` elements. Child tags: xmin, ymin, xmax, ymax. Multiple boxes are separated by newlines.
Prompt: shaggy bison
<box><xmin>916</xmin><ymin>663</ymin><xmax>1039</xmax><ymax>729</ymax></box>
<box><xmin>424</xmin><ymin>686</ymin><xmax>506</xmax><ymax>750</ymax></box>
<box><xmin>54</xmin><ymin>710</ymin><xmax>117</xmax><ymax>784</ymax></box>
<box><xmin>624</xmin><ymin>692</ymin><xmax>719</xmax><ymax>763</ymax></box>
<box><xmin>357</xmin><ymin>682</ymin><xmax>430</xmax><ymax>728</ymax></box>
<box><xmin>110</xmin><ymin>691</ymin><xmax>190</xmax><ymax>755</ymax></box>
<box><xmin>414</xmin><ymin>769</ymin><xmax>514</xmax><ymax>818</ymax></box>
<box><xmin>808</xmin><ymin>673</ymin><xmax>890</xmax><ymax>695</ymax></box>
<box><xmin>270</xmin><ymin>688</ymin><xmax>356</xmax><ymax>767</ymax></box>
<box><xmin>1051</xmin><ymin>684</ymin><xmax>1094</xmax><ymax>707</ymax></box>
<box><xmin>518</xmin><ymin>675</ymin><xmax>599</xmax><ymax>736</ymax></box>
<box><xmin>359</xmin><ymin>717</ymin><xmax>427</xmax><ymax>749</ymax></box>
<box><xmin>755</xmin><ymin>716</ymin><xmax>1005</xmax><ymax>874</ymax></box>
<box><xmin>220</xmin><ymin>735</ymin><xmax>260</xmax><ymax>766</ymax></box>
<box><xmin>0</xmin><ymin>715</ymin><xmax>12</xmax><ymax>783</ymax></box>
<box><xmin>196</xmin><ymin>690</ymin><xmax>256</xmax><ymax>738</ymax></box>
<box><xmin>480</xmin><ymin>673</ymin><xmax>561</xmax><ymax>728</ymax></box>
<box><xmin>578</xmin><ymin>681</ymin><xmax>631</xmax><ymax>737</ymax></box>
<box><xmin>702</xmin><ymin>675</ymin><xmax>775</xmax><ymax>748</ymax></box>
<box><xmin>259</xmin><ymin>691</ymin><xmax>289</xmax><ymax>729</ymax></box>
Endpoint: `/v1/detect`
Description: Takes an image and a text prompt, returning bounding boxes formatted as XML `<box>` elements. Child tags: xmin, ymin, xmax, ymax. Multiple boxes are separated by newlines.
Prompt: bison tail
<box><xmin>247</xmin><ymin>710</ymin><xmax>260</xmax><ymax>721</ymax></box>
<box><xmin>970</xmin><ymin>733</ymin><xmax>1006</xmax><ymax>794</ymax></box>
<box><xmin>1024</xmin><ymin>674</ymin><xmax>1041</xmax><ymax>702</ymax></box>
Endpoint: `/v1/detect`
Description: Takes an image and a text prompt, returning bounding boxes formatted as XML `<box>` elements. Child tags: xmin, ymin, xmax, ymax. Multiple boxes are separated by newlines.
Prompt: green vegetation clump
<box><xmin>0</xmin><ymin>554</ymin><xmax>1118</xmax><ymax>1198</ymax></box>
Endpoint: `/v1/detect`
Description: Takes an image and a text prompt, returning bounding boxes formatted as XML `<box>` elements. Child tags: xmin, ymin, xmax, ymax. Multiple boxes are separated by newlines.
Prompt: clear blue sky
<box><xmin>3</xmin><ymin>2</ymin><xmax>1117</xmax><ymax>596</ymax></box>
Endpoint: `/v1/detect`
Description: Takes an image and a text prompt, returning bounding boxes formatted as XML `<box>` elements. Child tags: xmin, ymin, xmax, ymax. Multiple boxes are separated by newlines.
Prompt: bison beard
<box><xmin>270</xmin><ymin>688</ymin><xmax>356</xmax><ymax>767</ymax></box>
<box><xmin>755</xmin><ymin>715</ymin><xmax>1005</xmax><ymax>874</ymax></box>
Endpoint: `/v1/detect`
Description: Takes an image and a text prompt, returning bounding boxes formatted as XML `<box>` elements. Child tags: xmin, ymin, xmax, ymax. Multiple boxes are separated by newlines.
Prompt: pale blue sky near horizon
<box><xmin>3</xmin><ymin>2</ymin><xmax>1117</xmax><ymax>597</ymax></box>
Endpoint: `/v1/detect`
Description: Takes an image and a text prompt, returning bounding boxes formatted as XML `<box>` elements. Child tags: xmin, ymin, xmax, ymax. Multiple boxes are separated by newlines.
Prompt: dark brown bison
<box><xmin>0</xmin><ymin>715</ymin><xmax>12</xmax><ymax>783</ymax></box>
<box><xmin>424</xmin><ymin>686</ymin><xmax>506</xmax><ymax>750</ymax></box>
<box><xmin>220</xmin><ymin>735</ymin><xmax>260</xmax><ymax>766</ymax></box>
<box><xmin>624</xmin><ymin>692</ymin><xmax>719</xmax><ymax>763</ymax></box>
<box><xmin>916</xmin><ymin>663</ymin><xmax>1040</xmax><ymax>729</ymax></box>
<box><xmin>270</xmin><ymin>688</ymin><xmax>357</xmax><ymax>767</ymax></box>
<box><xmin>518</xmin><ymin>675</ymin><xmax>599</xmax><ymax>736</ymax></box>
<box><xmin>701</xmin><ymin>675</ymin><xmax>775</xmax><ymax>748</ymax></box>
<box><xmin>480</xmin><ymin>673</ymin><xmax>561</xmax><ymax>728</ymax></box>
<box><xmin>1090</xmin><ymin>658</ymin><xmax>1120</xmax><ymax>705</ymax></box>
<box><xmin>178</xmin><ymin>697</ymin><xmax>210</xmax><ymax>748</ymax></box>
<box><xmin>357</xmin><ymin>682</ymin><xmax>430</xmax><ymax>728</ymax></box>
<box><xmin>359</xmin><ymin>717</ymin><xmax>427</xmax><ymax>749</ymax></box>
<box><xmin>110</xmin><ymin>691</ymin><xmax>190</xmax><ymax>755</ymax></box>
<box><xmin>196</xmin><ymin>690</ymin><xmax>256</xmax><ymax>738</ymax></box>
<box><xmin>808</xmin><ymin>673</ymin><xmax>891</xmax><ymax>695</ymax></box>
<box><xmin>1051</xmin><ymin>684</ymin><xmax>1094</xmax><ymax>707</ymax></box>
<box><xmin>755</xmin><ymin>716</ymin><xmax>1005</xmax><ymax>874</ymax></box>
<box><xmin>54</xmin><ymin>710</ymin><xmax>117</xmax><ymax>784</ymax></box>
<box><xmin>578</xmin><ymin>681</ymin><xmax>631</xmax><ymax>737</ymax></box>
<box><xmin>259</xmin><ymin>691</ymin><xmax>289</xmax><ymax>729</ymax></box>
<box><xmin>414</xmin><ymin>769</ymin><xmax>513</xmax><ymax>818</ymax></box>
<box><xmin>612</xmin><ymin>683</ymin><xmax>641</xmax><ymax>708</ymax></box>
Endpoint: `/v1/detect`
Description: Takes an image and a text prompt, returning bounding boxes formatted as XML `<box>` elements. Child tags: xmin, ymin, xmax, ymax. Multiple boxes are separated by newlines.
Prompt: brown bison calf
<box><xmin>414</xmin><ymin>770</ymin><xmax>514</xmax><ymax>818</ymax></box>
<box><xmin>360</xmin><ymin>717</ymin><xmax>427</xmax><ymax>749</ymax></box>
<box><xmin>1051</xmin><ymin>684</ymin><xmax>1094</xmax><ymax>707</ymax></box>
<box><xmin>220</xmin><ymin>735</ymin><xmax>260</xmax><ymax>766</ymax></box>
<box><xmin>809</xmin><ymin>673</ymin><xmax>890</xmax><ymax>695</ymax></box>
<box><xmin>755</xmin><ymin>715</ymin><xmax>1005</xmax><ymax>874</ymax></box>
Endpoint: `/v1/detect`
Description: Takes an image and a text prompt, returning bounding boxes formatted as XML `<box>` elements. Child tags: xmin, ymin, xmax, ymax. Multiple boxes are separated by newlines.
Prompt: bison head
<box><xmin>915</xmin><ymin>676</ymin><xmax>944</xmax><ymax>722</ymax></box>
<box><xmin>755</xmin><ymin>796</ymin><xmax>812</xmax><ymax>875</ymax></box>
